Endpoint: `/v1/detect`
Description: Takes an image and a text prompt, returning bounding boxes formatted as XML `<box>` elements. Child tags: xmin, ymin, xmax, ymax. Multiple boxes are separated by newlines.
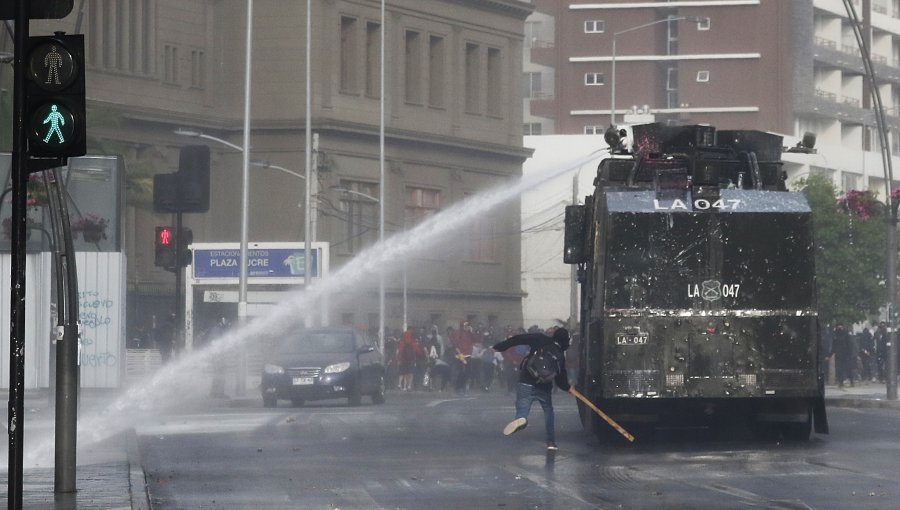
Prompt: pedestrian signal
<box><xmin>25</xmin><ymin>33</ymin><xmax>86</xmax><ymax>158</ymax></box>
<box><xmin>155</xmin><ymin>226</ymin><xmax>177</xmax><ymax>268</ymax></box>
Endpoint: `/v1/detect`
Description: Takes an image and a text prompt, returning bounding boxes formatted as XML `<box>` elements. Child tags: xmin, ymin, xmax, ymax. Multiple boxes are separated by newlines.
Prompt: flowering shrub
<box><xmin>838</xmin><ymin>189</ymin><xmax>883</xmax><ymax>220</ymax></box>
<box><xmin>71</xmin><ymin>214</ymin><xmax>109</xmax><ymax>241</ymax></box>
<box><xmin>25</xmin><ymin>174</ymin><xmax>51</xmax><ymax>206</ymax></box>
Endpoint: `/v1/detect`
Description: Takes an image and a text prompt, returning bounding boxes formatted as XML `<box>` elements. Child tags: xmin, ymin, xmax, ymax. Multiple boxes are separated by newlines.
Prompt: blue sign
<box><xmin>193</xmin><ymin>248</ymin><xmax>318</xmax><ymax>279</ymax></box>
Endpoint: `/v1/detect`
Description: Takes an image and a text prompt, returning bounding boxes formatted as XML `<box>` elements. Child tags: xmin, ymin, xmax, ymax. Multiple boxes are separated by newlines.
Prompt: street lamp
<box><xmin>329</xmin><ymin>186</ymin><xmax>397</xmax><ymax>337</ymax></box>
<box><xmin>174</xmin><ymin>129</ymin><xmax>307</xmax><ymax>180</ymax></box>
<box><xmin>610</xmin><ymin>15</ymin><xmax>708</xmax><ymax>126</ymax></box>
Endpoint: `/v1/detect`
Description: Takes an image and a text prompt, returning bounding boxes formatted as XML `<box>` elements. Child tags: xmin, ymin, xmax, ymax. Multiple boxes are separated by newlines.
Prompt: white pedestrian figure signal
<box><xmin>43</xmin><ymin>45</ymin><xmax>63</xmax><ymax>85</ymax></box>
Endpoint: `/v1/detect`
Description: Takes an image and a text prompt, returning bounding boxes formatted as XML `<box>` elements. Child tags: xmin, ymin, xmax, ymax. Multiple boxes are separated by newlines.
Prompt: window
<box><xmin>487</xmin><ymin>48</ymin><xmax>502</xmax><ymax>116</ymax></box>
<box><xmin>585</xmin><ymin>72</ymin><xmax>604</xmax><ymax>86</ymax></box>
<box><xmin>428</xmin><ymin>35</ymin><xmax>445</xmax><ymax>107</ymax></box>
<box><xmin>584</xmin><ymin>125</ymin><xmax>604</xmax><ymax>135</ymax></box>
<box><xmin>366</xmin><ymin>22</ymin><xmax>381</xmax><ymax>97</ymax></box>
<box><xmin>337</xmin><ymin>180</ymin><xmax>379</xmax><ymax>255</ymax></box>
<box><xmin>466</xmin><ymin>193</ymin><xmax>496</xmax><ymax>262</ymax></box>
<box><xmin>340</xmin><ymin>16</ymin><xmax>358</xmax><ymax>93</ymax></box>
<box><xmin>524</xmin><ymin>72</ymin><xmax>542</xmax><ymax>98</ymax></box>
<box><xmin>841</xmin><ymin>172</ymin><xmax>861</xmax><ymax>191</ymax></box>
<box><xmin>524</xmin><ymin>123</ymin><xmax>542</xmax><ymax>135</ymax></box>
<box><xmin>87</xmin><ymin>0</ymin><xmax>156</xmax><ymax>75</ymax></box>
<box><xmin>666</xmin><ymin>67</ymin><xmax>678</xmax><ymax>108</ymax></box>
<box><xmin>163</xmin><ymin>44</ymin><xmax>178</xmax><ymax>84</ymax></box>
<box><xmin>405</xmin><ymin>187</ymin><xmax>442</xmax><ymax>227</ymax></box>
<box><xmin>696</xmin><ymin>70</ymin><xmax>710</xmax><ymax>82</ymax></box>
<box><xmin>584</xmin><ymin>20</ymin><xmax>605</xmax><ymax>33</ymax></box>
<box><xmin>465</xmin><ymin>43</ymin><xmax>481</xmax><ymax>113</ymax></box>
<box><xmin>405</xmin><ymin>30</ymin><xmax>422</xmax><ymax>104</ymax></box>
<box><xmin>525</xmin><ymin>20</ymin><xmax>542</xmax><ymax>48</ymax></box>
<box><xmin>190</xmin><ymin>49</ymin><xmax>205</xmax><ymax>89</ymax></box>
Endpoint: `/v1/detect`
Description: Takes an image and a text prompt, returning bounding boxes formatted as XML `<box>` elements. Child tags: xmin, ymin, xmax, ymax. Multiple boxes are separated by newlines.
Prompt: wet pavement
<box><xmin>0</xmin><ymin>381</ymin><xmax>897</xmax><ymax>509</ymax></box>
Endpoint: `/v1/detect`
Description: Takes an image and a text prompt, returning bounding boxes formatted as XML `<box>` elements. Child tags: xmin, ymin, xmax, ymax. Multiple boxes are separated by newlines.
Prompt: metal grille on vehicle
<box><xmin>285</xmin><ymin>367</ymin><xmax>321</xmax><ymax>378</ymax></box>
<box><xmin>609</xmin><ymin>369</ymin><xmax>659</xmax><ymax>395</ymax></box>
<box><xmin>762</xmin><ymin>368</ymin><xmax>807</xmax><ymax>388</ymax></box>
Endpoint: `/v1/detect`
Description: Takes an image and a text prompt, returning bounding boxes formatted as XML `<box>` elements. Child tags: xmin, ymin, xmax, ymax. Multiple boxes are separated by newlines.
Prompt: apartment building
<box><xmin>523</xmin><ymin>0</ymin><xmax>900</xmax><ymax>194</ymax></box>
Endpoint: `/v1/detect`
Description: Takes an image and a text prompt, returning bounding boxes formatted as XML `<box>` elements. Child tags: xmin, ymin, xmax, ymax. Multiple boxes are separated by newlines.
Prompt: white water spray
<box><xmin>22</xmin><ymin>146</ymin><xmax>608</xmax><ymax>467</ymax></box>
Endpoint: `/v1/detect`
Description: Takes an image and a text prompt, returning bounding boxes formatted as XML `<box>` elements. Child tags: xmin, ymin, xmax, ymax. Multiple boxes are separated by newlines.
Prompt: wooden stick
<box><xmin>568</xmin><ymin>387</ymin><xmax>635</xmax><ymax>442</ymax></box>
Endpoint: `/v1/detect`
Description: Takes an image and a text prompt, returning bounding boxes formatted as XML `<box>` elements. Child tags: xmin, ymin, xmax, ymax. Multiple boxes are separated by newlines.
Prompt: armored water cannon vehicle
<box><xmin>564</xmin><ymin>123</ymin><xmax>826</xmax><ymax>441</ymax></box>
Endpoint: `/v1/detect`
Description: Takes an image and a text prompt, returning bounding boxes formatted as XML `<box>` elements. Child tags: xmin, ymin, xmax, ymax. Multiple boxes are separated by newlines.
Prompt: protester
<box><xmin>396</xmin><ymin>330</ymin><xmax>418</xmax><ymax>391</ymax></box>
<box><xmin>492</xmin><ymin>327</ymin><xmax>572</xmax><ymax>451</ymax></box>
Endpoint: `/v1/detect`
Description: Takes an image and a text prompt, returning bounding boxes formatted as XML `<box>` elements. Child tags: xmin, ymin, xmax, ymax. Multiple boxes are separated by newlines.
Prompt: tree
<box><xmin>796</xmin><ymin>175</ymin><xmax>886</xmax><ymax>326</ymax></box>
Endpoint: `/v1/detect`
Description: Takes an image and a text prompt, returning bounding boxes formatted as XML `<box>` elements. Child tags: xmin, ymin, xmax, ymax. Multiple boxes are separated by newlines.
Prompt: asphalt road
<box><xmin>137</xmin><ymin>391</ymin><xmax>900</xmax><ymax>510</ymax></box>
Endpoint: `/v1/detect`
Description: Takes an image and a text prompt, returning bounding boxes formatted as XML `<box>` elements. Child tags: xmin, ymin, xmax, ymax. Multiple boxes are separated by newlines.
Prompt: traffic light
<box><xmin>0</xmin><ymin>1</ymin><xmax>74</xmax><ymax>20</ymax></box>
<box><xmin>25</xmin><ymin>33</ymin><xmax>86</xmax><ymax>158</ymax></box>
<box><xmin>178</xmin><ymin>146</ymin><xmax>210</xmax><ymax>213</ymax></box>
<box><xmin>154</xmin><ymin>226</ymin><xmax>176</xmax><ymax>268</ymax></box>
<box><xmin>153</xmin><ymin>173</ymin><xmax>180</xmax><ymax>213</ymax></box>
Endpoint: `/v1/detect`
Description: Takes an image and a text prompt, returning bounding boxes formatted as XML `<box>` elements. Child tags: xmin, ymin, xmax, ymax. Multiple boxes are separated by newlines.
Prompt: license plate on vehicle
<box><xmin>292</xmin><ymin>377</ymin><xmax>314</xmax><ymax>385</ymax></box>
<box><xmin>616</xmin><ymin>333</ymin><xmax>648</xmax><ymax>345</ymax></box>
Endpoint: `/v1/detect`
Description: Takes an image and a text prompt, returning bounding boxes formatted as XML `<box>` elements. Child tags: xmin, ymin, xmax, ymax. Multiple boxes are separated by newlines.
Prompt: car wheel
<box><xmin>371</xmin><ymin>375</ymin><xmax>386</xmax><ymax>405</ymax></box>
<box><xmin>348</xmin><ymin>385</ymin><xmax>362</xmax><ymax>407</ymax></box>
<box><xmin>291</xmin><ymin>398</ymin><xmax>305</xmax><ymax>408</ymax></box>
<box><xmin>263</xmin><ymin>396</ymin><xmax>277</xmax><ymax>408</ymax></box>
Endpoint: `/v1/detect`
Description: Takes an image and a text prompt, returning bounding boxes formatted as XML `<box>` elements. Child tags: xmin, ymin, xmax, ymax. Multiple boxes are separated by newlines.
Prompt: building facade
<box><xmin>17</xmin><ymin>0</ymin><xmax>534</xmax><ymax>342</ymax></box>
<box><xmin>524</xmin><ymin>0</ymin><xmax>900</xmax><ymax>170</ymax></box>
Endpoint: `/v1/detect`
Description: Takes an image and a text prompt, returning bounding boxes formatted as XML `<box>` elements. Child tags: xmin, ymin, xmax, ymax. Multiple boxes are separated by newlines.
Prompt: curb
<box><xmin>126</xmin><ymin>428</ymin><xmax>152</xmax><ymax>510</ymax></box>
<box><xmin>825</xmin><ymin>397</ymin><xmax>900</xmax><ymax>410</ymax></box>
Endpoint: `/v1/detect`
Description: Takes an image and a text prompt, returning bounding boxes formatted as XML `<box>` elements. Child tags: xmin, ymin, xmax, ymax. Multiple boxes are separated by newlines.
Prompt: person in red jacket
<box><xmin>396</xmin><ymin>330</ymin><xmax>417</xmax><ymax>391</ymax></box>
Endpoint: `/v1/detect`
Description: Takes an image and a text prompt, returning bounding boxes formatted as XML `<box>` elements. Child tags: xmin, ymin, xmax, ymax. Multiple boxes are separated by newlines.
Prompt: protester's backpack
<box><xmin>524</xmin><ymin>343</ymin><xmax>562</xmax><ymax>383</ymax></box>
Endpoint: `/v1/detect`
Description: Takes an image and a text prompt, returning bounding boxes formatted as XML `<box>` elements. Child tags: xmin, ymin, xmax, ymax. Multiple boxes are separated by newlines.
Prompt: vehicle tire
<box><xmin>348</xmin><ymin>385</ymin><xmax>362</xmax><ymax>407</ymax></box>
<box><xmin>371</xmin><ymin>375</ymin><xmax>386</xmax><ymax>405</ymax></box>
<box><xmin>780</xmin><ymin>410</ymin><xmax>812</xmax><ymax>441</ymax></box>
<box><xmin>262</xmin><ymin>396</ymin><xmax>276</xmax><ymax>408</ymax></box>
<box><xmin>291</xmin><ymin>398</ymin><xmax>305</xmax><ymax>408</ymax></box>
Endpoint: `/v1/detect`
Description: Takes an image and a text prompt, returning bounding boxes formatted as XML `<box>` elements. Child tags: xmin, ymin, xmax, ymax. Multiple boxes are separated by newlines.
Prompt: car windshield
<box><xmin>275</xmin><ymin>332</ymin><xmax>356</xmax><ymax>354</ymax></box>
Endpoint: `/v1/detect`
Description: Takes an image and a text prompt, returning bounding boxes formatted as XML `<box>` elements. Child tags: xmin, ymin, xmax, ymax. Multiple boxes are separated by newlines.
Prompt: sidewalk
<box><xmin>0</xmin><ymin>389</ymin><xmax>149</xmax><ymax>510</ymax></box>
<box><xmin>824</xmin><ymin>379</ymin><xmax>900</xmax><ymax>410</ymax></box>
<box><xmin>0</xmin><ymin>383</ymin><xmax>897</xmax><ymax>509</ymax></box>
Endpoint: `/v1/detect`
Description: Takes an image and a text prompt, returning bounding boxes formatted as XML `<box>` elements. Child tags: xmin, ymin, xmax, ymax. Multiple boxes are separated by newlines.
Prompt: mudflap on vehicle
<box><xmin>813</xmin><ymin>395</ymin><xmax>829</xmax><ymax>434</ymax></box>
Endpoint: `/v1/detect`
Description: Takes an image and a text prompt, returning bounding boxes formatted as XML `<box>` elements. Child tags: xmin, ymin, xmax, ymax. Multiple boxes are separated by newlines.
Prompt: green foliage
<box><xmin>795</xmin><ymin>175</ymin><xmax>886</xmax><ymax>325</ymax></box>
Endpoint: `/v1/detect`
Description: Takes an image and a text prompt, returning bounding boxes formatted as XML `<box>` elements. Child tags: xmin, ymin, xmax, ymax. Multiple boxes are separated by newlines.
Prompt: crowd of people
<box><xmin>381</xmin><ymin>322</ymin><xmax>579</xmax><ymax>396</ymax></box>
<box><xmin>824</xmin><ymin>321</ymin><xmax>893</xmax><ymax>387</ymax></box>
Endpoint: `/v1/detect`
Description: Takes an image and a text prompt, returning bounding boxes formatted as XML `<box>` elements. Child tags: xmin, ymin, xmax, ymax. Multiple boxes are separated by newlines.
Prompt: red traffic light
<box><xmin>157</xmin><ymin>226</ymin><xmax>174</xmax><ymax>246</ymax></box>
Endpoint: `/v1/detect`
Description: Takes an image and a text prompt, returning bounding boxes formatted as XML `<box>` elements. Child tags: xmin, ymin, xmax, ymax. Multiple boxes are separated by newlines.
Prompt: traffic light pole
<box><xmin>8</xmin><ymin>2</ymin><xmax>29</xmax><ymax>507</ymax></box>
<box><xmin>175</xmin><ymin>212</ymin><xmax>185</xmax><ymax>353</ymax></box>
<box><xmin>45</xmin><ymin>166</ymin><xmax>79</xmax><ymax>493</ymax></box>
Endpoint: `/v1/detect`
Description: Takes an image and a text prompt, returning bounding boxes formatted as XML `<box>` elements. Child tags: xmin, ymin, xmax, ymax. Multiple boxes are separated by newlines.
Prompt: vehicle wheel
<box><xmin>348</xmin><ymin>386</ymin><xmax>362</xmax><ymax>407</ymax></box>
<box><xmin>371</xmin><ymin>375</ymin><xmax>386</xmax><ymax>405</ymax></box>
<box><xmin>291</xmin><ymin>398</ymin><xmax>305</xmax><ymax>408</ymax></box>
<box><xmin>780</xmin><ymin>410</ymin><xmax>812</xmax><ymax>441</ymax></box>
<box><xmin>262</xmin><ymin>396</ymin><xmax>276</xmax><ymax>408</ymax></box>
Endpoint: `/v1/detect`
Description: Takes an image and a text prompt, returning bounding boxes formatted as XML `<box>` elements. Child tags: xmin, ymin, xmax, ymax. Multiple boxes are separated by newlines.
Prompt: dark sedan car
<box><xmin>261</xmin><ymin>328</ymin><xmax>385</xmax><ymax>407</ymax></box>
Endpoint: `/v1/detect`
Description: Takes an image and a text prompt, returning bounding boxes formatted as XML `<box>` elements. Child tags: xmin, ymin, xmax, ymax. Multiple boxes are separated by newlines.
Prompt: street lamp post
<box><xmin>610</xmin><ymin>16</ymin><xmax>707</xmax><ymax>126</ymax></box>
